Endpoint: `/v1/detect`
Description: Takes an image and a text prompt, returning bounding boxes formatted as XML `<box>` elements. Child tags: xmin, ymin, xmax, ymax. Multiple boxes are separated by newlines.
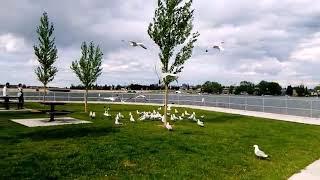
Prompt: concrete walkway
<box><xmin>289</xmin><ymin>159</ymin><xmax>320</xmax><ymax>180</ymax></box>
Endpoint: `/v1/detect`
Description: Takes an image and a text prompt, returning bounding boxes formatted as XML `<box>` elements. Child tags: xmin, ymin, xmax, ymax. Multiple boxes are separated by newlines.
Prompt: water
<box><xmin>2</xmin><ymin>90</ymin><xmax>320</xmax><ymax>118</ymax></box>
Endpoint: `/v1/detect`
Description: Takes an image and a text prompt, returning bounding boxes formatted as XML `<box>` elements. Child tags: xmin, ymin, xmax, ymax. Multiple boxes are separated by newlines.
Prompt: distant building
<box><xmin>222</xmin><ymin>87</ymin><xmax>230</xmax><ymax>94</ymax></box>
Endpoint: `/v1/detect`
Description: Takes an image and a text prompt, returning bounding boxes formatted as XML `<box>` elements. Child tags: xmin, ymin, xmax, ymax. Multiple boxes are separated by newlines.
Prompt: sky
<box><xmin>0</xmin><ymin>0</ymin><xmax>320</xmax><ymax>88</ymax></box>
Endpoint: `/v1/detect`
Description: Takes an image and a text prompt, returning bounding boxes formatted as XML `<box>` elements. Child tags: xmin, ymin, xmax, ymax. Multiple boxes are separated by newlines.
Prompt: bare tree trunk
<box><xmin>43</xmin><ymin>85</ymin><xmax>47</xmax><ymax>102</ymax></box>
<box><xmin>85</xmin><ymin>88</ymin><xmax>88</xmax><ymax>112</ymax></box>
<box><xmin>163</xmin><ymin>84</ymin><xmax>169</xmax><ymax>125</ymax></box>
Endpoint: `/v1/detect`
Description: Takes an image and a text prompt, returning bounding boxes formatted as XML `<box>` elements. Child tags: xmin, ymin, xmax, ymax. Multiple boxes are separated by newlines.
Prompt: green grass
<box><xmin>1</xmin><ymin>102</ymin><xmax>320</xmax><ymax>179</ymax></box>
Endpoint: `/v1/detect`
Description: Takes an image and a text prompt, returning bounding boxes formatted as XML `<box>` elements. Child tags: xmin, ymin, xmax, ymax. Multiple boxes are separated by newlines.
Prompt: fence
<box><xmin>10</xmin><ymin>91</ymin><xmax>319</xmax><ymax>119</ymax></box>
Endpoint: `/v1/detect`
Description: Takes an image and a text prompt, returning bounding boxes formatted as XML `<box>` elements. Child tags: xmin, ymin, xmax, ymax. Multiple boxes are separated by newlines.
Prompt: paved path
<box><xmin>289</xmin><ymin>159</ymin><xmax>320</xmax><ymax>180</ymax></box>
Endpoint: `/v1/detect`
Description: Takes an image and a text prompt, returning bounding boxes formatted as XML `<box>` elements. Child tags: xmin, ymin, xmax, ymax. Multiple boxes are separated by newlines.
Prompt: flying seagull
<box><xmin>253</xmin><ymin>145</ymin><xmax>269</xmax><ymax>159</ymax></box>
<box><xmin>206</xmin><ymin>42</ymin><xmax>225</xmax><ymax>52</ymax></box>
<box><xmin>104</xmin><ymin>97</ymin><xmax>118</xmax><ymax>102</ymax></box>
<box><xmin>122</xmin><ymin>40</ymin><xmax>147</xmax><ymax>49</ymax></box>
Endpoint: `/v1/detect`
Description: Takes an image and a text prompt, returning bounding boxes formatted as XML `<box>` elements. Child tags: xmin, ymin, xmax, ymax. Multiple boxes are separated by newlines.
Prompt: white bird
<box><xmin>136</xmin><ymin>110</ymin><xmax>141</xmax><ymax>115</ymax></box>
<box><xmin>181</xmin><ymin>113</ymin><xmax>185</xmax><ymax>117</ymax></box>
<box><xmin>174</xmin><ymin>109</ymin><xmax>178</xmax><ymax>114</ymax></box>
<box><xmin>178</xmin><ymin>116</ymin><xmax>183</xmax><ymax>120</ymax></box>
<box><xmin>89</xmin><ymin>111</ymin><xmax>93</xmax><ymax>118</ymax></box>
<box><xmin>165</xmin><ymin>122</ymin><xmax>173</xmax><ymax>131</ymax></box>
<box><xmin>167</xmin><ymin>105</ymin><xmax>172</xmax><ymax>111</ymax></box>
<box><xmin>130</xmin><ymin>114</ymin><xmax>135</xmax><ymax>122</ymax></box>
<box><xmin>92</xmin><ymin>112</ymin><xmax>96</xmax><ymax>119</ymax></box>
<box><xmin>104</xmin><ymin>97</ymin><xmax>118</xmax><ymax>102</ymax></box>
<box><xmin>115</xmin><ymin>114</ymin><xmax>123</xmax><ymax>125</ymax></box>
<box><xmin>118</xmin><ymin>112</ymin><xmax>124</xmax><ymax>118</ymax></box>
<box><xmin>200</xmin><ymin>115</ymin><xmax>205</xmax><ymax>119</ymax></box>
<box><xmin>253</xmin><ymin>145</ymin><xmax>269</xmax><ymax>159</ymax></box>
<box><xmin>197</xmin><ymin>119</ymin><xmax>204</xmax><ymax>127</ymax></box>
<box><xmin>135</xmin><ymin>95</ymin><xmax>147</xmax><ymax>99</ymax></box>
<box><xmin>185</xmin><ymin>111</ymin><xmax>190</xmax><ymax>116</ymax></box>
<box><xmin>158</xmin><ymin>107</ymin><xmax>162</xmax><ymax>111</ymax></box>
<box><xmin>103</xmin><ymin>109</ymin><xmax>111</xmax><ymax>117</ymax></box>
<box><xmin>161</xmin><ymin>115</ymin><xmax>165</xmax><ymax>123</ymax></box>
<box><xmin>122</xmin><ymin>40</ymin><xmax>147</xmax><ymax>49</ymax></box>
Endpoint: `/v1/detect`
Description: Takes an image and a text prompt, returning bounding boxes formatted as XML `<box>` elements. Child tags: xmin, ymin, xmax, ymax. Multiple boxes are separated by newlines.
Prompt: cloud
<box><xmin>0</xmin><ymin>0</ymin><xmax>319</xmax><ymax>87</ymax></box>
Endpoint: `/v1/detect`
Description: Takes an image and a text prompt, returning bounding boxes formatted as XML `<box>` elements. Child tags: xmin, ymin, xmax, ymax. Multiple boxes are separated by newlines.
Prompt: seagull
<box><xmin>104</xmin><ymin>97</ymin><xmax>118</xmax><ymax>102</ymax></box>
<box><xmin>115</xmin><ymin>114</ymin><xmax>123</xmax><ymax>125</ymax></box>
<box><xmin>103</xmin><ymin>107</ymin><xmax>111</xmax><ymax>117</ymax></box>
<box><xmin>167</xmin><ymin>105</ymin><xmax>172</xmax><ymax>111</ymax></box>
<box><xmin>197</xmin><ymin>119</ymin><xmax>204</xmax><ymax>127</ymax></box>
<box><xmin>174</xmin><ymin>109</ymin><xmax>178</xmax><ymax>114</ymax></box>
<box><xmin>206</xmin><ymin>42</ymin><xmax>225</xmax><ymax>52</ymax></box>
<box><xmin>200</xmin><ymin>115</ymin><xmax>205</xmax><ymax>119</ymax></box>
<box><xmin>89</xmin><ymin>111</ymin><xmax>93</xmax><ymax>118</ymax></box>
<box><xmin>185</xmin><ymin>111</ymin><xmax>190</xmax><ymax>116</ymax></box>
<box><xmin>92</xmin><ymin>112</ymin><xmax>96</xmax><ymax>119</ymax></box>
<box><xmin>165</xmin><ymin>122</ymin><xmax>173</xmax><ymax>131</ymax></box>
<box><xmin>122</xmin><ymin>40</ymin><xmax>147</xmax><ymax>49</ymax></box>
<box><xmin>253</xmin><ymin>145</ymin><xmax>269</xmax><ymax>159</ymax></box>
<box><xmin>181</xmin><ymin>113</ymin><xmax>185</xmax><ymax>117</ymax></box>
<box><xmin>158</xmin><ymin>107</ymin><xmax>162</xmax><ymax>111</ymax></box>
<box><xmin>130</xmin><ymin>114</ymin><xmax>135</xmax><ymax>122</ymax></box>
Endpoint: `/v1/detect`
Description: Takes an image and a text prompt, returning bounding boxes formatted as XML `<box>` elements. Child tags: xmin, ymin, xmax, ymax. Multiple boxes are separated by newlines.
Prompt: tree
<box><xmin>71</xmin><ymin>42</ymin><xmax>103</xmax><ymax>112</ymax></box>
<box><xmin>201</xmin><ymin>81</ymin><xmax>222</xmax><ymax>94</ymax></box>
<box><xmin>34</xmin><ymin>12</ymin><xmax>58</xmax><ymax>101</ymax></box>
<box><xmin>148</xmin><ymin>0</ymin><xmax>199</xmax><ymax>124</ymax></box>
<box><xmin>257</xmin><ymin>81</ymin><xmax>282</xmax><ymax>95</ymax></box>
<box><xmin>286</xmin><ymin>85</ymin><xmax>293</xmax><ymax>96</ymax></box>
<box><xmin>235</xmin><ymin>81</ymin><xmax>255</xmax><ymax>95</ymax></box>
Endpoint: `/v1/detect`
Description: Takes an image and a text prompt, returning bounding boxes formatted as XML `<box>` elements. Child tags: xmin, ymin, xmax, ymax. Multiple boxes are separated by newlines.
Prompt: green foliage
<box><xmin>201</xmin><ymin>81</ymin><xmax>223</xmax><ymax>94</ymax></box>
<box><xmin>148</xmin><ymin>0</ymin><xmax>199</xmax><ymax>85</ymax></box>
<box><xmin>257</xmin><ymin>81</ymin><xmax>282</xmax><ymax>96</ymax></box>
<box><xmin>294</xmin><ymin>85</ymin><xmax>309</xmax><ymax>97</ymax></box>
<box><xmin>70</xmin><ymin>42</ymin><xmax>103</xmax><ymax>89</ymax></box>
<box><xmin>235</xmin><ymin>81</ymin><xmax>255</xmax><ymax>95</ymax></box>
<box><xmin>286</xmin><ymin>85</ymin><xmax>293</xmax><ymax>96</ymax></box>
<box><xmin>33</xmin><ymin>12</ymin><xmax>58</xmax><ymax>87</ymax></box>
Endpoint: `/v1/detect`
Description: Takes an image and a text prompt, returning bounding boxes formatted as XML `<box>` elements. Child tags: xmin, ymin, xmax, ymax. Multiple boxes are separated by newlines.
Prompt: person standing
<box><xmin>17</xmin><ymin>84</ymin><xmax>24</xmax><ymax>109</ymax></box>
<box><xmin>2</xmin><ymin>83</ymin><xmax>9</xmax><ymax>109</ymax></box>
<box><xmin>2</xmin><ymin>82</ymin><xmax>9</xmax><ymax>96</ymax></box>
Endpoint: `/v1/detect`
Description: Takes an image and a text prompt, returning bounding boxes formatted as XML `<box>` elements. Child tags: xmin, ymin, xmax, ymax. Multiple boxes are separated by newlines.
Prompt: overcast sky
<box><xmin>1</xmin><ymin>0</ymin><xmax>320</xmax><ymax>87</ymax></box>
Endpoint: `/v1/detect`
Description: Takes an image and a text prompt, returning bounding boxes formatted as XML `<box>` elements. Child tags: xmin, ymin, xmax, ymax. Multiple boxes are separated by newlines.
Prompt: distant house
<box><xmin>222</xmin><ymin>87</ymin><xmax>230</xmax><ymax>94</ymax></box>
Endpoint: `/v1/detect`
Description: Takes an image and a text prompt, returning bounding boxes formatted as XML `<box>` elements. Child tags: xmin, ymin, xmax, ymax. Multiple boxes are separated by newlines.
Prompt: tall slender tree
<box><xmin>71</xmin><ymin>42</ymin><xmax>103</xmax><ymax>112</ymax></box>
<box><xmin>148</xmin><ymin>0</ymin><xmax>199</xmax><ymax>124</ymax></box>
<box><xmin>34</xmin><ymin>12</ymin><xmax>58</xmax><ymax>101</ymax></box>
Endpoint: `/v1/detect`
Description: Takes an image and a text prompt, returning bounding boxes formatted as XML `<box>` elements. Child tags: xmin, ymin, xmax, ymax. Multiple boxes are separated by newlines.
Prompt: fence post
<box><xmin>285</xmin><ymin>97</ymin><xmax>288</xmax><ymax>114</ymax></box>
<box><xmin>262</xmin><ymin>97</ymin><xmax>265</xmax><ymax>112</ymax></box>
<box><xmin>245</xmin><ymin>96</ymin><xmax>247</xmax><ymax>111</ymax></box>
<box><xmin>228</xmin><ymin>95</ymin><xmax>230</xmax><ymax>109</ymax></box>
<box><xmin>54</xmin><ymin>92</ymin><xmax>56</xmax><ymax>101</ymax></box>
<box><xmin>310</xmin><ymin>100</ymin><xmax>313</xmax><ymax>118</ymax></box>
<box><xmin>68</xmin><ymin>92</ymin><xmax>70</xmax><ymax>102</ymax></box>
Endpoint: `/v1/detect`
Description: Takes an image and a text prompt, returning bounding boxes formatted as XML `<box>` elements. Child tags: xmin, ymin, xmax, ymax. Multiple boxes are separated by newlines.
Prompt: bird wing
<box><xmin>256</xmin><ymin>150</ymin><xmax>268</xmax><ymax>157</ymax></box>
<box><xmin>129</xmin><ymin>41</ymin><xmax>137</xmax><ymax>46</ymax></box>
<box><xmin>138</xmin><ymin>43</ymin><xmax>147</xmax><ymax>49</ymax></box>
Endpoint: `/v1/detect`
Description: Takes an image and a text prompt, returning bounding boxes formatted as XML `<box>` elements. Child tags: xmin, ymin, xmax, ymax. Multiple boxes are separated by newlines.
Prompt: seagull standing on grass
<box><xmin>115</xmin><ymin>114</ymin><xmax>123</xmax><ymax>125</ymax></box>
<box><xmin>253</xmin><ymin>145</ymin><xmax>269</xmax><ymax>159</ymax></box>
<box><xmin>197</xmin><ymin>119</ymin><xmax>204</xmax><ymax>127</ymax></box>
<box><xmin>122</xmin><ymin>40</ymin><xmax>147</xmax><ymax>49</ymax></box>
<box><xmin>129</xmin><ymin>113</ymin><xmax>135</xmax><ymax>122</ymax></box>
<box><xmin>174</xmin><ymin>109</ymin><xmax>178</xmax><ymax>114</ymax></box>
<box><xmin>165</xmin><ymin>122</ymin><xmax>173</xmax><ymax>131</ymax></box>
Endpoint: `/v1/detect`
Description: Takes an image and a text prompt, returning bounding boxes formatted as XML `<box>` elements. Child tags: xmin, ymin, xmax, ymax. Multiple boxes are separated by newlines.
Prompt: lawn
<box><xmin>1</xmin><ymin>102</ymin><xmax>320</xmax><ymax>179</ymax></box>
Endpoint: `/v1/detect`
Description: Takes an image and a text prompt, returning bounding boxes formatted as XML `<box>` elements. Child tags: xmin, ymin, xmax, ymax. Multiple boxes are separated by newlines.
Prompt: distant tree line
<box><xmin>200</xmin><ymin>80</ymin><xmax>316</xmax><ymax>97</ymax></box>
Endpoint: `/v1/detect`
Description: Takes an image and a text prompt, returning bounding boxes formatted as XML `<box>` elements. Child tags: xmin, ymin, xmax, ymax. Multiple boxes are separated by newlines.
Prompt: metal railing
<box><xmin>2</xmin><ymin>91</ymin><xmax>320</xmax><ymax>119</ymax></box>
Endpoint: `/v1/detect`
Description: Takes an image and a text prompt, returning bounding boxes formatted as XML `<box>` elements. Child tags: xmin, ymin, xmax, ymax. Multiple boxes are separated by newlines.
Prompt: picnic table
<box><xmin>0</xmin><ymin>96</ymin><xmax>20</xmax><ymax>110</ymax></box>
<box><xmin>40</xmin><ymin>102</ymin><xmax>69</xmax><ymax>122</ymax></box>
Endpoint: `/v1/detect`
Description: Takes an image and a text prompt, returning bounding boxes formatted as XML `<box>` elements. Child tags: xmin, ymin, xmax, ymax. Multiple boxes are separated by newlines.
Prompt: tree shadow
<box><xmin>15</xmin><ymin>125</ymin><xmax>120</xmax><ymax>141</ymax></box>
